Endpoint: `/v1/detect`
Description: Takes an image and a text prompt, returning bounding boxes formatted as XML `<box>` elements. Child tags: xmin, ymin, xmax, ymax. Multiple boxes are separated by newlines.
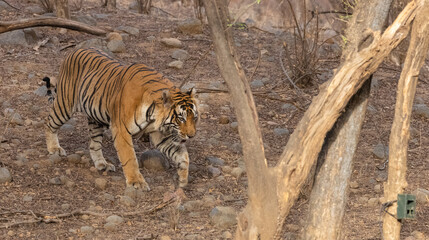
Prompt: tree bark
<box><xmin>0</xmin><ymin>17</ymin><xmax>108</xmax><ymax>36</ymax></box>
<box><xmin>204</xmin><ymin>0</ymin><xmax>422</xmax><ymax>239</ymax></box>
<box><xmin>302</xmin><ymin>0</ymin><xmax>393</xmax><ymax>239</ymax></box>
<box><xmin>106</xmin><ymin>0</ymin><xmax>116</xmax><ymax>10</ymax></box>
<box><xmin>55</xmin><ymin>0</ymin><xmax>70</xmax><ymax>19</ymax></box>
<box><xmin>383</xmin><ymin>2</ymin><xmax>429</xmax><ymax>239</ymax></box>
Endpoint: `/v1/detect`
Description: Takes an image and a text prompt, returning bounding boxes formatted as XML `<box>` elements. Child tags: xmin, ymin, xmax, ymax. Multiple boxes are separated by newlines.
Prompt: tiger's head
<box><xmin>162</xmin><ymin>88</ymin><xmax>198</xmax><ymax>142</ymax></box>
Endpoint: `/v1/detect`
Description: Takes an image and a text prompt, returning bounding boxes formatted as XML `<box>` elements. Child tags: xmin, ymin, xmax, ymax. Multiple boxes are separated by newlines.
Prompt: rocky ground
<box><xmin>0</xmin><ymin>1</ymin><xmax>428</xmax><ymax>239</ymax></box>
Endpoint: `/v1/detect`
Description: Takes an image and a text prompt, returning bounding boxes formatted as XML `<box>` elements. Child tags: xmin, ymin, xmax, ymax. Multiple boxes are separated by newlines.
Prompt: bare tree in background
<box><xmin>302</xmin><ymin>0</ymin><xmax>393</xmax><ymax>239</ymax></box>
<box><xmin>202</xmin><ymin>0</ymin><xmax>426</xmax><ymax>239</ymax></box>
<box><xmin>55</xmin><ymin>0</ymin><xmax>70</xmax><ymax>19</ymax></box>
<box><xmin>137</xmin><ymin>0</ymin><xmax>152</xmax><ymax>14</ymax></box>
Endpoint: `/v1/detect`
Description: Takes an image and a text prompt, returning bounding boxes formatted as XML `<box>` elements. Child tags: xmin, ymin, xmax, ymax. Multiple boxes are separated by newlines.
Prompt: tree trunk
<box><xmin>302</xmin><ymin>1</ymin><xmax>393</xmax><ymax>239</ymax></box>
<box><xmin>106</xmin><ymin>0</ymin><xmax>116</xmax><ymax>10</ymax></box>
<box><xmin>383</xmin><ymin>2</ymin><xmax>429</xmax><ymax>239</ymax></box>
<box><xmin>0</xmin><ymin>17</ymin><xmax>108</xmax><ymax>36</ymax></box>
<box><xmin>137</xmin><ymin>0</ymin><xmax>152</xmax><ymax>14</ymax></box>
<box><xmin>204</xmin><ymin>0</ymin><xmax>422</xmax><ymax>239</ymax></box>
<box><xmin>55</xmin><ymin>0</ymin><xmax>70</xmax><ymax>19</ymax></box>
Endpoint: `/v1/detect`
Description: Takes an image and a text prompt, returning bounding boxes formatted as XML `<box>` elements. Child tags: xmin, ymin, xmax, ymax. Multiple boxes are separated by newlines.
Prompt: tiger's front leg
<box><xmin>88</xmin><ymin>120</ymin><xmax>115</xmax><ymax>172</ymax></box>
<box><xmin>111</xmin><ymin>126</ymin><xmax>150</xmax><ymax>191</ymax></box>
<box><xmin>150</xmin><ymin>132</ymin><xmax>189</xmax><ymax>188</ymax></box>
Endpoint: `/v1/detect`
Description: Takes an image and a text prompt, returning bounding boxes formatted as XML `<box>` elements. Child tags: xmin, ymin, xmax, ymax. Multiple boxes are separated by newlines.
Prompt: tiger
<box><xmin>44</xmin><ymin>48</ymin><xmax>198</xmax><ymax>191</ymax></box>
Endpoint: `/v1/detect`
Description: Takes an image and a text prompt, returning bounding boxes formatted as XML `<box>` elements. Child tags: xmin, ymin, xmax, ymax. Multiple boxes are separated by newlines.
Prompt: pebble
<box><xmin>412</xmin><ymin>188</ymin><xmax>429</xmax><ymax>203</ymax></box>
<box><xmin>65</xmin><ymin>169</ymin><xmax>72</xmax><ymax>175</ymax></box>
<box><xmin>10</xmin><ymin>113</ymin><xmax>24</xmax><ymax>125</ymax></box>
<box><xmin>222</xmin><ymin>231</ymin><xmax>233</xmax><ymax>239</ymax></box>
<box><xmin>177</xmin><ymin>18</ymin><xmax>203</xmax><ymax>34</ymax></box>
<box><xmin>373</xmin><ymin>143</ymin><xmax>388</xmax><ymax>159</ymax></box>
<box><xmin>66</xmin><ymin>180</ymin><xmax>75</xmax><ymax>188</ymax></box>
<box><xmin>349</xmin><ymin>181</ymin><xmax>359</xmax><ymax>189</ymax></box>
<box><xmin>23</xmin><ymin>195</ymin><xmax>33</xmax><ymax>202</ymax></box>
<box><xmin>368</xmin><ymin>197</ymin><xmax>379</xmax><ymax>207</ymax></box>
<box><xmin>206</xmin><ymin>156</ymin><xmax>225</xmax><ymax>166</ymax></box>
<box><xmin>218</xmin><ymin>115</ymin><xmax>230</xmax><ymax>124</ymax></box>
<box><xmin>183</xmin><ymin>200</ymin><xmax>202</xmax><ymax>211</ymax></box>
<box><xmin>67</xmin><ymin>154</ymin><xmax>81</xmax><ymax>164</ymax></box>
<box><xmin>273</xmin><ymin>128</ymin><xmax>290</xmax><ymax>136</ymax></box>
<box><xmin>413</xmin><ymin>104</ymin><xmax>429</xmax><ymax>118</ymax></box>
<box><xmin>161</xmin><ymin>38</ymin><xmax>182</xmax><ymax>48</ymax></box>
<box><xmin>209</xmin><ymin>206</ymin><xmax>237</xmax><ymax>229</ymax></box>
<box><xmin>49</xmin><ymin>154</ymin><xmax>62</xmax><ymax>164</ymax></box>
<box><xmin>139</xmin><ymin>150</ymin><xmax>170</xmax><ymax>171</ymax></box>
<box><xmin>231</xmin><ymin>167</ymin><xmax>244</xmax><ymax>180</ymax></box>
<box><xmin>49</xmin><ymin>177</ymin><xmax>63</xmax><ymax>185</ymax></box>
<box><xmin>282</xmin><ymin>103</ymin><xmax>297</xmax><ymax>111</ymax></box>
<box><xmin>168</xmin><ymin>60</ymin><xmax>183</xmax><ymax>69</ymax></box>
<box><xmin>61</xmin><ymin>123</ymin><xmax>74</xmax><ymax>131</ymax></box>
<box><xmin>120</xmin><ymin>195</ymin><xmax>136</xmax><ymax>207</ymax></box>
<box><xmin>0</xmin><ymin>167</ymin><xmax>12</xmax><ymax>183</ymax></box>
<box><xmin>250</xmin><ymin>80</ymin><xmax>264</xmax><ymax>88</ymax></box>
<box><xmin>171</xmin><ymin>49</ymin><xmax>189</xmax><ymax>61</ymax></box>
<box><xmin>115</xmin><ymin>26</ymin><xmax>139</xmax><ymax>36</ymax></box>
<box><xmin>221</xmin><ymin>166</ymin><xmax>232</xmax><ymax>174</ymax></box>
<box><xmin>80</xmin><ymin>226</ymin><xmax>94</xmax><ymax>234</ymax></box>
<box><xmin>61</xmin><ymin>203</ymin><xmax>70</xmax><ymax>210</ymax></box>
<box><xmin>374</xmin><ymin>184</ymin><xmax>381</xmax><ymax>192</ymax></box>
<box><xmin>411</xmin><ymin>231</ymin><xmax>426</xmax><ymax>240</ymax></box>
<box><xmin>102</xmin><ymin>193</ymin><xmax>115</xmax><ymax>202</ymax></box>
<box><xmin>106</xmin><ymin>215</ymin><xmax>124</xmax><ymax>224</ymax></box>
<box><xmin>104</xmin><ymin>222</ymin><xmax>118</xmax><ymax>231</ymax></box>
<box><xmin>208</xmin><ymin>166</ymin><xmax>221</xmax><ymax>178</ymax></box>
<box><xmin>107</xmin><ymin>39</ymin><xmax>126</xmax><ymax>53</ymax></box>
<box><xmin>160</xmin><ymin>236</ymin><xmax>171</xmax><ymax>240</ymax></box>
<box><xmin>95</xmin><ymin>178</ymin><xmax>108</xmax><ymax>190</ymax></box>
<box><xmin>107</xmin><ymin>32</ymin><xmax>123</xmax><ymax>41</ymax></box>
<box><xmin>202</xmin><ymin>195</ymin><xmax>217</xmax><ymax>208</ymax></box>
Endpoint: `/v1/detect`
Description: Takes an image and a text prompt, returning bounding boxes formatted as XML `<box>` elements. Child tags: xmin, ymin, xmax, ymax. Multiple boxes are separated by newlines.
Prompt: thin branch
<box><xmin>248</xmin><ymin>48</ymin><xmax>262</xmax><ymax>82</ymax></box>
<box><xmin>279</xmin><ymin>47</ymin><xmax>302</xmax><ymax>94</ymax></box>
<box><xmin>1</xmin><ymin>0</ymin><xmax>20</xmax><ymax>11</ymax></box>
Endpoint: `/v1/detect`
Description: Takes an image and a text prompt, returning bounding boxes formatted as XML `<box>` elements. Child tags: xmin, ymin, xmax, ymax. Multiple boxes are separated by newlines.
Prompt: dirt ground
<box><xmin>0</xmin><ymin>1</ymin><xmax>428</xmax><ymax>240</ymax></box>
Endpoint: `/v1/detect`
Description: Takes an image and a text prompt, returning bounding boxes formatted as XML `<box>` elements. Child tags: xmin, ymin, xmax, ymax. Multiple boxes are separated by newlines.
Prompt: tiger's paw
<box><xmin>126</xmin><ymin>174</ymin><xmax>151</xmax><ymax>191</ymax></box>
<box><xmin>48</xmin><ymin>146</ymin><xmax>66</xmax><ymax>157</ymax></box>
<box><xmin>94</xmin><ymin>161</ymin><xmax>116</xmax><ymax>172</ymax></box>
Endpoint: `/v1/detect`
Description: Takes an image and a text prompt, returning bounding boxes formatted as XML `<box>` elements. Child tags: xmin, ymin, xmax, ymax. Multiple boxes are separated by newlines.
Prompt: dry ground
<box><xmin>0</xmin><ymin>1</ymin><xmax>428</xmax><ymax>239</ymax></box>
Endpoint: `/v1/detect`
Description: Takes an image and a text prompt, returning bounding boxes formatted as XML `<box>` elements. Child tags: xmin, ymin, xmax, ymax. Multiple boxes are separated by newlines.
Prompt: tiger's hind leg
<box><xmin>150</xmin><ymin>132</ymin><xmax>189</xmax><ymax>188</ymax></box>
<box><xmin>45</xmin><ymin>101</ymin><xmax>70</xmax><ymax>156</ymax></box>
<box><xmin>88</xmin><ymin>119</ymin><xmax>115</xmax><ymax>172</ymax></box>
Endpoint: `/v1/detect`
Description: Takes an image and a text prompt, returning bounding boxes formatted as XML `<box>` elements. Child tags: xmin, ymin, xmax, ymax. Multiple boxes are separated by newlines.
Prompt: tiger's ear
<box><xmin>162</xmin><ymin>90</ymin><xmax>173</xmax><ymax>108</ymax></box>
<box><xmin>187</xmin><ymin>87</ymin><xmax>196</xmax><ymax>97</ymax></box>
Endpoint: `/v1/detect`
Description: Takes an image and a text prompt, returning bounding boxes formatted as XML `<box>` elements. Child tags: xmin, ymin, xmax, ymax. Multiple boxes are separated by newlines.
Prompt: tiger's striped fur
<box><xmin>45</xmin><ymin>48</ymin><xmax>198</xmax><ymax>190</ymax></box>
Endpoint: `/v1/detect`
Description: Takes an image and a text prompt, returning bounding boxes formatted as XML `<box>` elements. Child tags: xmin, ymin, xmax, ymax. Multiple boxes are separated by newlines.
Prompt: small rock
<box><xmin>413</xmin><ymin>104</ymin><xmax>429</xmax><ymax>118</ymax></box>
<box><xmin>66</xmin><ymin>180</ymin><xmax>75</xmax><ymax>188</ymax></box>
<box><xmin>120</xmin><ymin>196</ymin><xmax>136</xmax><ymax>207</ymax></box>
<box><xmin>183</xmin><ymin>200</ymin><xmax>202</xmax><ymax>211</ymax></box>
<box><xmin>49</xmin><ymin>154</ymin><xmax>62</xmax><ymax>164</ymax></box>
<box><xmin>168</xmin><ymin>60</ymin><xmax>183</xmax><ymax>69</ymax></box>
<box><xmin>411</xmin><ymin>231</ymin><xmax>426</xmax><ymax>240</ymax></box>
<box><xmin>115</xmin><ymin>26</ymin><xmax>139</xmax><ymax>36</ymax></box>
<box><xmin>171</xmin><ymin>49</ymin><xmax>189</xmax><ymax>61</ymax></box>
<box><xmin>230</xmin><ymin>122</ymin><xmax>238</xmax><ymax>131</ymax></box>
<box><xmin>374</xmin><ymin>184</ymin><xmax>381</xmax><ymax>192</ymax></box>
<box><xmin>281</xmin><ymin>103</ymin><xmax>297</xmax><ymax>111</ymax></box>
<box><xmin>221</xmin><ymin>166</ymin><xmax>232</xmax><ymax>174</ymax></box>
<box><xmin>80</xmin><ymin>226</ymin><xmax>94</xmax><ymax>234</ymax></box>
<box><xmin>273</xmin><ymin>128</ymin><xmax>289</xmax><ymax>136</ymax></box>
<box><xmin>3</xmin><ymin>108</ymin><xmax>14</xmax><ymax>118</ymax></box>
<box><xmin>250</xmin><ymin>80</ymin><xmax>264</xmax><ymax>88</ymax></box>
<box><xmin>106</xmin><ymin>215</ymin><xmax>124</xmax><ymax>224</ymax></box>
<box><xmin>206</xmin><ymin>156</ymin><xmax>225</xmax><ymax>166</ymax></box>
<box><xmin>7</xmin><ymin>230</ymin><xmax>14</xmax><ymax>236</ymax></box>
<box><xmin>368</xmin><ymin>197</ymin><xmax>379</xmax><ymax>207</ymax></box>
<box><xmin>161</xmin><ymin>38</ymin><xmax>182</xmax><ymax>48</ymax></box>
<box><xmin>61</xmin><ymin>123</ymin><xmax>74</xmax><ymax>131</ymax></box>
<box><xmin>222</xmin><ymin>231</ymin><xmax>233</xmax><ymax>239</ymax></box>
<box><xmin>202</xmin><ymin>195</ymin><xmax>217</xmax><ymax>208</ymax></box>
<box><xmin>72</xmin><ymin>15</ymin><xmax>97</xmax><ymax>26</ymax></box>
<box><xmin>107</xmin><ymin>39</ymin><xmax>126</xmax><ymax>53</ymax></box>
<box><xmin>10</xmin><ymin>113</ymin><xmax>24</xmax><ymax>125</ymax></box>
<box><xmin>67</xmin><ymin>154</ymin><xmax>81</xmax><ymax>164</ymax></box>
<box><xmin>160</xmin><ymin>236</ymin><xmax>171</xmax><ymax>240</ymax></box>
<box><xmin>102</xmin><ymin>193</ymin><xmax>115</xmax><ymax>202</ymax></box>
<box><xmin>218</xmin><ymin>115</ymin><xmax>230</xmax><ymax>124</ymax></box>
<box><xmin>209</xmin><ymin>206</ymin><xmax>237</xmax><ymax>229</ymax></box>
<box><xmin>349</xmin><ymin>181</ymin><xmax>359</xmax><ymax>189</ymax></box>
<box><xmin>61</xmin><ymin>203</ymin><xmax>70</xmax><ymax>210</ymax></box>
<box><xmin>95</xmin><ymin>178</ymin><xmax>108</xmax><ymax>190</ymax></box>
<box><xmin>49</xmin><ymin>177</ymin><xmax>63</xmax><ymax>185</ymax></box>
<box><xmin>23</xmin><ymin>195</ymin><xmax>32</xmax><ymax>202</ymax></box>
<box><xmin>177</xmin><ymin>19</ymin><xmax>203</xmax><ymax>34</ymax></box>
<box><xmin>104</xmin><ymin>222</ymin><xmax>117</xmax><ymax>231</ymax></box>
<box><xmin>34</xmin><ymin>85</ymin><xmax>48</xmax><ymax>96</ymax></box>
<box><xmin>107</xmin><ymin>32</ymin><xmax>123</xmax><ymax>41</ymax></box>
<box><xmin>230</xmin><ymin>167</ymin><xmax>244</xmax><ymax>180</ymax></box>
<box><xmin>147</xmin><ymin>35</ymin><xmax>156</xmax><ymax>42</ymax></box>
<box><xmin>372</xmin><ymin>143</ymin><xmax>388</xmax><ymax>159</ymax></box>
<box><xmin>139</xmin><ymin>150</ymin><xmax>170</xmax><ymax>171</ymax></box>
<box><xmin>412</xmin><ymin>188</ymin><xmax>429</xmax><ymax>203</ymax></box>
<box><xmin>208</xmin><ymin>166</ymin><xmax>221</xmax><ymax>178</ymax></box>
<box><xmin>184</xmin><ymin>234</ymin><xmax>200</xmax><ymax>240</ymax></box>
<box><xmin>0</xmin><ymin>167</ymin><xmax>12</xmax><ymax>183</ymax></box>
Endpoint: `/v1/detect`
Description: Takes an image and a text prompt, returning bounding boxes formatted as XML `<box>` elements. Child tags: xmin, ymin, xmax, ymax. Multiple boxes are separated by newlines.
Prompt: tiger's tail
<box><xmin>42</xmin><ymin>77</ymin><xmax>56</xmax><ymax>103</ymax></box>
